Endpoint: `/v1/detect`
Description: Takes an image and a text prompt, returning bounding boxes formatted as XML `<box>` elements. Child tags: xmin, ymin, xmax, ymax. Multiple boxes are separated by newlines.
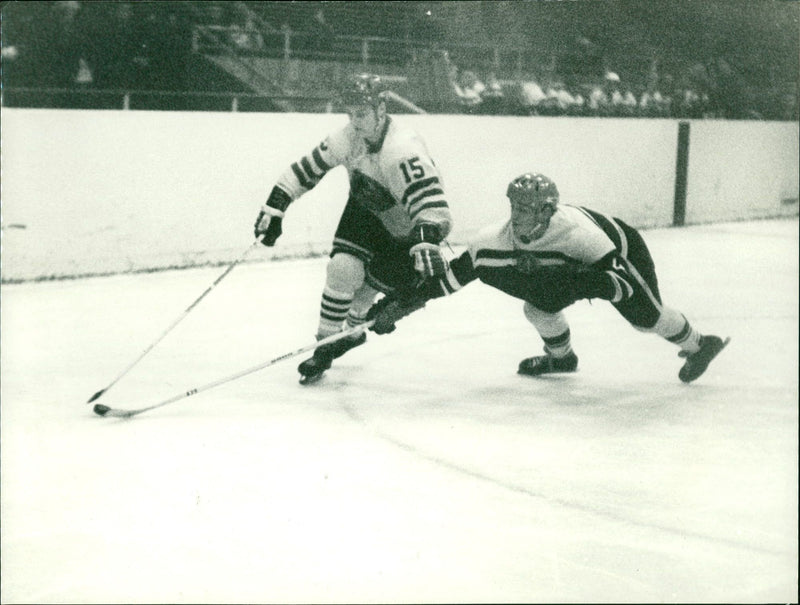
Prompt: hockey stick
<box><xmin>92</xmin><ymin>321</ymin><xmax>375</xmax><ymax>418</ymax></box>
<box><xmin>86</xmin><ymin>238</ymin><xmax>264</xmax><ymax>404</ymax></box>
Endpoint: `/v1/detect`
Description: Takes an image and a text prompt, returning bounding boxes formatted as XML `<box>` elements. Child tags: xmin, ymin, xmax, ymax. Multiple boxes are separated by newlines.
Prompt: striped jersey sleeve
<box><xmin>275</xmin><ymin>128</ymin><xmax>348</xmax><ymax>200</ymax></box>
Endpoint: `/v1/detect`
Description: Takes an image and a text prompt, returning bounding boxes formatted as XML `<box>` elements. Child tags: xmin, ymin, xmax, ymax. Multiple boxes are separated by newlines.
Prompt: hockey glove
<box><xmin>254</xmin><ymin>187</ymin><xmax>291</xmax><ymax>246</ymax></box>
<box><xmin>367</xmin><ymin>292</ymin><xmax>427</xmax><ymax>335</ymax></box>
<box><xmin>409</xmin><ymin>223</ymin><xmax>448</xmax><ymax>278</ymax></box>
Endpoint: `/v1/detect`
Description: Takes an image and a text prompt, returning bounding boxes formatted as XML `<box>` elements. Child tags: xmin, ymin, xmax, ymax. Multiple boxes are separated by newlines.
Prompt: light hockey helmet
<box><xmin>340</xmin><ymin>73</ymin><xmax>387</xmax><ymax>107</ymax></box>
<box><xmin>507</xmin><ymin>173</ymin><xmax>559</xmax><ymax>243</ymax></box>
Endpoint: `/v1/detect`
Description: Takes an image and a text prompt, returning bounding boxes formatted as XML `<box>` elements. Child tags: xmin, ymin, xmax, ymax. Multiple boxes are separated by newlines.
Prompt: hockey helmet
<box><xmin>340</xmin><ymin>73</ymin><xmax>387</xmax><ymax>107</ymax></box>
<box><xmin>507</xmin><ymin>173</ymin><xmax>559</xmax><ymax>243</ymax></box>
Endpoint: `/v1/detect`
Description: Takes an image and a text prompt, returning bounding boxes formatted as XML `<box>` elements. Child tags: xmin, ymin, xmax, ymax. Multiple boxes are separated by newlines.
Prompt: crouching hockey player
<box><xmin>368</xmin><ymin>172</ymin><xmax>729</xmax><ymax>383</ymax></box>
<box><xmin>254</xmin><ymin>74</ymin><xmax>452</xmax><ymax>384</ymax></box>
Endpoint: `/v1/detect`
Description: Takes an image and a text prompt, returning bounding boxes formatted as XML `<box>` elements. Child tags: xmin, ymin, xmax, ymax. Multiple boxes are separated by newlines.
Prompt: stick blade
<box><xmin>93</xmin><ymin>404</ymin><xmax>137</xmax><ymax>418</ymax></box>
<box><xmin>93</xmin><ymin>403</ymin><xmax>112</xmax><ymax>416</ymax></box>
<box><xmin>87</xmin><ymin>388</ymin><xmax>107</xmax><ymax>404</ymax></box>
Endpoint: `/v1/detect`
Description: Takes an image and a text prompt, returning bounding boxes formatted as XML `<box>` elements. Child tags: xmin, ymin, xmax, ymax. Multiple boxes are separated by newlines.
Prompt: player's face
<box><xmin>346</xmin><ymin>103</ymin><xmax>384</xmax><ymax>141</ymax></box>
<box><xmin>511</xmin><ymin>201</ymin><xmax>550</xmax><ymax>244</ymax></box>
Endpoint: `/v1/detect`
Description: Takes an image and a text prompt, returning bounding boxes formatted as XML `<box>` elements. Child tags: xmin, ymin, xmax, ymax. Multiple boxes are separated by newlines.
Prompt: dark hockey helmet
<box><xmin>507</xmin><ymin>173</ymin><xmax>560</xmax><ymax>208</ymax></box>
<box><xmin>340</xmin><ymin>73</ymin><xmax>386</xmax><ymax>107</ymax></box>
<box><xmin>507</xmin><ymin>173</ymin><xmax>559</xmax><ymax>242</ymax></box>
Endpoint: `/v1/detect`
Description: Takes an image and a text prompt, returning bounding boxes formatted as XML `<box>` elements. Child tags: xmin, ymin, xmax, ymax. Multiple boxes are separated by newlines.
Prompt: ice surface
<box><xmin>1</xmin><ymin>219</ymin><xmax>797</xmax><ymax>603</ymax></box>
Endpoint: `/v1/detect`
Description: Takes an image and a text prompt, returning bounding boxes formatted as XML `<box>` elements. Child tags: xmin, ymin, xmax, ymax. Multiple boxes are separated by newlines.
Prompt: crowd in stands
<box><xmin>447</xmin><ymin>67</ymin><xmax>756</xmax><ymax>120</ymax></box>
<box><xmin>1</xmin><ymin>1</ymin><xmax>193</xmax><ymax>91</ymax></box>
<box><xmin>442</xmin><ymin>38</ymin><xmax>797</xmax><ymax>121</ymax></box>
<box><xmin>1</xmin><ymin>1</ymin><xmax>797</xmax><ymax>121</ymax></box>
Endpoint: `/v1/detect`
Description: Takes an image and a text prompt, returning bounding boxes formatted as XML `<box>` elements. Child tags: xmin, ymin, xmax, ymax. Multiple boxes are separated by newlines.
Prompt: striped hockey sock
<box><xmin>317</xmin><ymin>286</ymin><xmax>354</xmax><ymax>338</ymax></box>
<box><xmin>345</xmin><ymin>309</ymin><xmax>369</xmax><ymax>331</ymax></box>
<box><xmin>543</xmin><ymin>329</ymin><xmax>574</xmax><ymax>358</ymax></box>
<box><xmin>664</xmin><ymin>313</ymin><xmax>702</xmax><ymax>354</ymax></box>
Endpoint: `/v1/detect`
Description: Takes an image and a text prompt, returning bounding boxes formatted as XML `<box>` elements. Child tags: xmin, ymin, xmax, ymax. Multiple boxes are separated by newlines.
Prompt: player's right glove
<box><xmin>254</xmin><ymin>187</ymin><xmax>291</xmax><ymax>246</ymax></box>
<box><xmin>367</xmin><ymin>292</ymin><xmax>427</xmax><ymax>335</ymax></box>
<box><xmin>409</xmin><ymin>223</ymin><xmax>448</xmax><ymax>278</ymax></box>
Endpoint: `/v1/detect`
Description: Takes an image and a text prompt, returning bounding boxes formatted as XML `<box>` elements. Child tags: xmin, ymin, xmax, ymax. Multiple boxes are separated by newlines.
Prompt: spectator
<box><xmin>0</xmin><ymin>1</ymin><xmax>47</xmax><ymax>87</ymax></box>
<box><xmin>615</xmin><ymin>83</ymin><xmax>639</xmax><ymax>117</ymax></box>
<box><xmin>587</xmin><ymin>72</ymin><xmax>619</xmax><ymax>116</ymax></box>
<box><xmin>29</xmin><ymin>1</ymin><xmax>95</xmax><ymax>88</ymax></box>
<box><xmin>449</xmin><ymin>68</ymin><xmax>485</xmax><ymax>113</ymax></box>
<box><xmin>518</xmin><ymin>76</ymin><xmax>548</xmax><ymax>115</ymax></box>
<box><xmin>480</xmin><ymin>71</ymin><xmax>505</xmax><ymax>114</ymax></box>
<box><xmin>558</xmin><ymin>36</ymin><xmax>605</xmax><ymax>90</ymax></box>
<box><xmin>568</xmin><ymin>87</ymin><xmax>586</xmax><ymax>116</ymax></box>
<box><xmin>543</xmin><ymin>79</ymin><xmax>581</xmax><ymax>116</ymax></box>
<box><xmin>230</xmin><ymin>12</ymin><xmax>266</xmax><ymax>55</ymax></box>
<box><xmin>639</xmin><ymin>81</ymin><xmax>670</xmax><ymax>117</ymax></box>
<box><xmin>676</xmin><ymin>86</ymin><xmax>711</xmax><ymax>119</ymax></box>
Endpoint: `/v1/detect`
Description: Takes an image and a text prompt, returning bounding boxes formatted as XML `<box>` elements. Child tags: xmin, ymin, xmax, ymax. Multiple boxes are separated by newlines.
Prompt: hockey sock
<box><xmin>317</xmin><ymin>286</ymin><xmax>354</xmax><ymax>338</ymax></box>
<box><xmin>656</xmin><ymin>308</ymin><xmax>702</xmax><ymax>354</ymax></box>
<box><xmin>523</xmin><ymin>303</ymin><xmax>574</xmax><ymax>358</ymax></box>
<box><xmin>345</xmin><ymin>310</ymin><xmax>369</xmax><ymax>331</ymax></box>
<box><xmin>543</xmin><ymin>329</ymin><xmax>574</xmax><ymax>358</ymax></box>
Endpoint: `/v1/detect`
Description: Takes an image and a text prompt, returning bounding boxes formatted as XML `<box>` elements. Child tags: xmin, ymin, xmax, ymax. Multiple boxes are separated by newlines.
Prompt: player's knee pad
<box><xmin>327</xmin><ymin>252</ymin><xmax>366</xmax><ymax>292</ymax></box>
<box><xmin>523</xmin><ymin>301</ymin><xmax>570</xmax><ymax>338</ymax></box>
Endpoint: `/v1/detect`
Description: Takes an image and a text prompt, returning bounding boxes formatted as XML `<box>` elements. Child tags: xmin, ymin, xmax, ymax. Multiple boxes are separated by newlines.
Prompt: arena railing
<box><xmin>0</xmin><ymin>87</ymin><xmax>335</xmax><ymax>113</ymax></box>
<box><xmin>0</xmin><ymin>86</ymin><xmax>428</xmax><ymax>114</ymax></box>
<box><xmin>190</xmin><ymin>24</ymin><xmax>549</xmax><ymax>80</ymax></box>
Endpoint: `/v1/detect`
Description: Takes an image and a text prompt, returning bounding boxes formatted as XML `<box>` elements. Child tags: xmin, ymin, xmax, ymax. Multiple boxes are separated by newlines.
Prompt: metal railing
<box><xmin>0</xmin><ymin>86</ymin><xmax>334</xmax><ymax>113</ymax></box>
<box><xmin>190</xmin><ymin>24</ymin><xmax>551</xmax><ymax>80</ymax></box>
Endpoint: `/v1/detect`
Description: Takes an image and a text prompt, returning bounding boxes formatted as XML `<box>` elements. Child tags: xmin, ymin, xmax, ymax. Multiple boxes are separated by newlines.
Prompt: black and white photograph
<box><xmin>1</xmin><ymin>1</ymin><xmax>798</xmax><ymax>602</ymax></box>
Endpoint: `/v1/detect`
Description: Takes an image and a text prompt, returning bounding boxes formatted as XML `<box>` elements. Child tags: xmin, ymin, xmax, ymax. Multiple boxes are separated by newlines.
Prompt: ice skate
<box><xmin>678</xmin><ymin>335</ymin><xmax>730</xmax><ymax>383</ymax></box>
<box><xmin>298</xmin><ymin>331</ymin><xmax>367</xmax><ymax>385</ymax></box>
<box><xmin>518</xmin><ymin>351</ymin><xmax>578</xmax><ymax>376</ymax></box>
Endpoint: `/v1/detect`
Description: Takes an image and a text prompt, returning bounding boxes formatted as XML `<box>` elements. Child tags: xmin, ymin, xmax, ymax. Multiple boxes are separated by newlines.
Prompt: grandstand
<box><xmin>1</xmin><ymin>1</ymin><xmax>798</xmax><ymax>119</ymax></box>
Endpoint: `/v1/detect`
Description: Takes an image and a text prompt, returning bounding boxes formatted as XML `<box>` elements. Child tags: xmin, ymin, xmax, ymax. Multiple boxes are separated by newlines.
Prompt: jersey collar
<box><xmin>365</xmin><ymin>115</ymin><xmax>391</xmax><ymax>154</ymax></box>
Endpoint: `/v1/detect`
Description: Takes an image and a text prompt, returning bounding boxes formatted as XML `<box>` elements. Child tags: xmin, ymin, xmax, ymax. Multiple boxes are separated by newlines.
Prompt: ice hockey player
<box><xmin>367</xmin><ymin>172</ymin><xmax>729</xmax><ymax>383</ymax></box>
<box><xmin>254</xmin><ymin>74</ymin><xmax>453</xmax><ymax>384</ymax></box>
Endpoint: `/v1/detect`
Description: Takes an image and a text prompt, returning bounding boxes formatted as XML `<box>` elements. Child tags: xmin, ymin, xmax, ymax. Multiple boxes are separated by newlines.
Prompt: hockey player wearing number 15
<box><xmin>368</xmin><ymin>173</ymin><xmax>730</xmax><ymax>383</ymax></box>
<box><xmin>253</xmin><ymin>74</ymin><xmax>453</xmax><ymax>384</ymax></box>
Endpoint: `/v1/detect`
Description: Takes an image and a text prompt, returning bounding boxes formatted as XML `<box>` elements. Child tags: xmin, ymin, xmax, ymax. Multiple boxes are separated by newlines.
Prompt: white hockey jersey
<box><xmin>434</xmin><ymin>204</ymin><xmax>624</xmax><ymax>301</ymax></box>
<box><xmin>275</xmin><ymin>116</ymin><xmax>452</xmax><ymax>239</ymax></box>
<box><xmin>468</xmin><ymin>204</ymin><xmax>617</xmax><ymax>271</ymax></box>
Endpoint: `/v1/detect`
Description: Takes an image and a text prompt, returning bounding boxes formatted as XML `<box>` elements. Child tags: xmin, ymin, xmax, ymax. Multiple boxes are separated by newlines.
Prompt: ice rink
<box><xmin>1</xmin><ymin>218</ymin><xmax>797</xmax><ymax>604</ymax></box>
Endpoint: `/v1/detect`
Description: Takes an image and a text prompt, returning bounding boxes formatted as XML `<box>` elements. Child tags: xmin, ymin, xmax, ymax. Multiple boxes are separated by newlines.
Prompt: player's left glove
<box><xmin>367</xmin><ymin>291</ymin><xmax>427</xmax><ymax>334</ymax></box>
<box><xmin>254</xmin><ymin>187</ymin><xmax>291</xmax><ymax>246</ymax></box>
<box><xmin>409</xmin><ymin>223</ymin><xmax>448</xmax><ymax>278</ymax></box>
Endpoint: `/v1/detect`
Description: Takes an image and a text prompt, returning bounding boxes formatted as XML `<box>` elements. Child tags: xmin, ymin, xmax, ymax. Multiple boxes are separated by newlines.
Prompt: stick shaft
<box><xmin>87</xmin><ymin>239</ymin><xmax>262</xmax><ymax>403</ymax></box>
<box><xmin>100</xmin><ymin>321</ymin><xmax>374</xmax><ymax>418</ymax></box>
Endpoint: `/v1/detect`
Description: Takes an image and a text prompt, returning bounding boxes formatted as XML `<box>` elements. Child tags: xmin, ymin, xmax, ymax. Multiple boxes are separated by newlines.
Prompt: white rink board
<box><xmin>685</xmin><ymin>119</ymin><xmax>799</xmax><ymax>223</ymax></box>
<box><xmin>4</xmin><ymin>108</ymin><xmax>795</xmax><ymax>282</ymax></box>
